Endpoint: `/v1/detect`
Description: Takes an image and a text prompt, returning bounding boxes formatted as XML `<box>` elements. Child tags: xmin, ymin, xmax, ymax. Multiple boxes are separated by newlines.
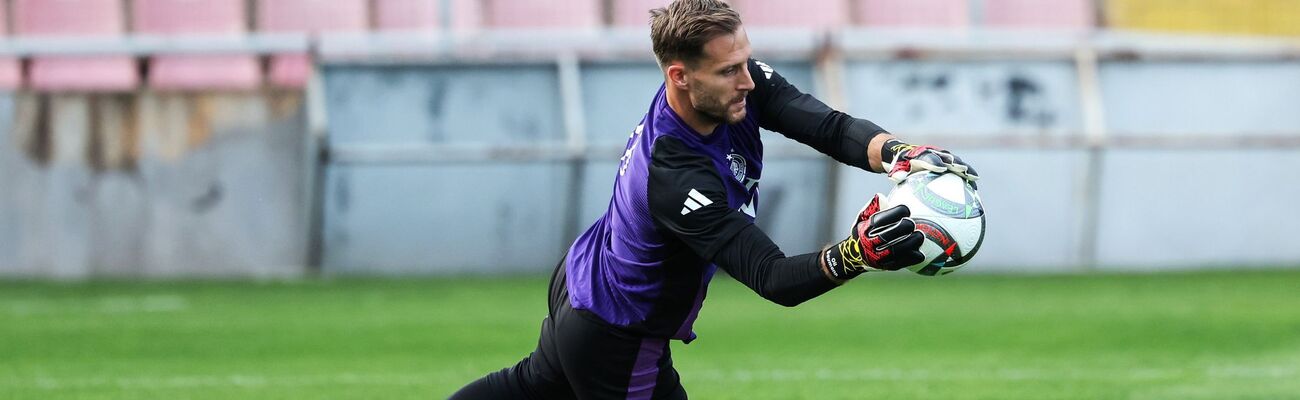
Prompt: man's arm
<box><xmin>710</xmin><ymin>194</ymin><xmax>926</xmax><ymax>306</ymax></box>
<box><xmin>647</xmin><ymin>135</ymin><xmax>839</xmax><ymax>306</ymax></box>
<box><xmin>748</xmin><ymin>59</ymin><xmax>979</xmax><ymax>184</ymax></box>
<box><xmin>703</xmin><ymin>193</ymin><xmax>927</xmax><ymax>307</ymax></box>
<box><xmin>710</xmin><ymin>224</ymin><xmax>839</xmax><ymax>307</ymax></box>
<box><xmin>648</xmin><ymin>136</ymin><xmax>923</xmax><ymax>307</ymax></box>
<box><xmin>748</xmin><ymin>59</ymin><xmax>891</xmax><ymax>173</ymax></box>
<box><xmin>867</xmin><ymin>133</ymin><xmax>896</xmax><ymax>174</ymax></box>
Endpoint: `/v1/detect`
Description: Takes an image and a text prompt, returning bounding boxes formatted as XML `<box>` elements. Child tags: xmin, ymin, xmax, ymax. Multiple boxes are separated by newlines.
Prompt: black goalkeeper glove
<box><xmin>822</xmin><ymin>194</ymin><xmax>925</xmax><ymax>280</ymax></box>
<box><xmin>882</xmin><ymin>140</ymin><xmax>980</xmax><ymax>189</ymax></box>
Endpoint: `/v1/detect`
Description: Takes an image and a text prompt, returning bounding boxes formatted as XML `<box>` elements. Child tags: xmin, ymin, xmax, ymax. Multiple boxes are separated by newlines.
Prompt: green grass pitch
<box><xmin>2</xmin><ymin>269</ymin><xmax>1299</xmax><ymax>399</ymax></box>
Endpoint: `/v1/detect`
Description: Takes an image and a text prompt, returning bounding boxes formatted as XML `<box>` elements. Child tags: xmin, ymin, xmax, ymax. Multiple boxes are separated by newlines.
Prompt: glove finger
<box><xmin>887</xmin><ymin>170</ymin><xmax>908</xmax><ymax>184</ymax></box>
<box><xmin>935</xmin><ymin>149</ymin><xmax>957</xmax><ymax>164</ymax></box>
<box><xmin>870</xmin><ymin>216</ymin><xmax>916</xmax><ymax>245</ymax></box>
<box><xmin>893</xmin><ymin>232</ymin><xmax>927</xmax><ymax>267</ymax></box>
<box><xmin>878</xmin><ymin>232</ymin><xmax>925</xmax><ymax>270</ymax></box>
<box><xmin>947</xmin><ymin>154</ymin><xmax>975</xmax><ymax>176</ymax></box>
<box><xmin>856</xmin><ymin>194</ymin><xmax>884</xmax><ymax>222</ymax></box>
<box><xmin>868</xmin><ymin>204</ymin><xmax>910</xmax><ymax>228</ymax></box>
<box><xmin>893</xmin><ymin>230</ymin><xmax>925</xmax><ymax>252</ymax></box>
<box><xmin>909</xmin><ymin>152</ymin><xmax>949</xmax><ymax>173</ymax></box>
<box><xmin>960</xmin><ymin>164</ymin><xmax>980</xmax><ymax>181</ymax></box>
<box><xmin>950</xmin><ymin>166</ymin><xmax>980</xmax><ymax>190</ymax></box>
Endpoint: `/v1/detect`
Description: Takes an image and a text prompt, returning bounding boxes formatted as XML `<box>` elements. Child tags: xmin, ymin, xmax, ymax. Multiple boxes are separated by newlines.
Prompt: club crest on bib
<box><xmin>726</xmin><ymin>153</ymin><xmax>747</xmax><ymax>183</ymax></box>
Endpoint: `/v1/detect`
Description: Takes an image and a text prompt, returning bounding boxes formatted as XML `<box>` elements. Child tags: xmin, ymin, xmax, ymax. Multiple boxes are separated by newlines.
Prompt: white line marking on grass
<box><xmin>685</xmin><ymin>365</ymin><xmax>1297</xmax><ymax>383</ymax></box>
<box><xmin>11</xmin><ymin>373</ymin><xmax>436</xmax><ymax>390</ymax></box>
<box><xmin>98</xmin><ymin>295</ymin><xmax>189</xmax><ymax>314</ymax></box>
<box><xmin>631</xmin><ymin>365</ymin><xmax>1282</xmax><ymax>385</ymax></box>
<box><xmin>3</xmin><ymin>300</ymin><xmax>46</xmax><ymax>316</ymax></box>
<box><xmin>1208</xmin><ymin>365</ymin><xmax>1298</xmax><ymax>379</ymax></box>
<box><xmin>2</xmin><ymin>295</ymin><xmax>188</xmax><ymax>316</ymax></box>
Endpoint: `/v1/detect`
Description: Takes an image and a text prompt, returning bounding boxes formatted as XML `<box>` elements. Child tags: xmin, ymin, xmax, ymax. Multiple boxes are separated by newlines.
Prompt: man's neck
<box><xmin>665</xmin><ymin>85</ymin><xmax>719</xmax><ymax>137</ymax></box>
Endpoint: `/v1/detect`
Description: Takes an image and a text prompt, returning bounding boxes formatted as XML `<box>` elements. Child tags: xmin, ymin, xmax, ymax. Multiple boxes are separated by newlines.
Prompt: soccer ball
<box><xmin>884</xmin><ymin>172</ymin><xmax>985</xmax><ymax>276</ymax></box>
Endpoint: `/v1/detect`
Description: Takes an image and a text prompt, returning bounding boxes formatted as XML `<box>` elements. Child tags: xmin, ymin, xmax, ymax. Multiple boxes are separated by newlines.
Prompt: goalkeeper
<box><xmin>451</xmin><ymin>0</ymin><xmax>977</xmax><ymax>398</ymax></box>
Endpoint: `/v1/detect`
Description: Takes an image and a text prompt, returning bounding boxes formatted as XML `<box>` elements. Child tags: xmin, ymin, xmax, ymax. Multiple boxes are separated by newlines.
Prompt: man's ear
<box><xmin>666</xmin><ymin>62</ymin><xmax>689</xmax><ymax>90</ymax></box>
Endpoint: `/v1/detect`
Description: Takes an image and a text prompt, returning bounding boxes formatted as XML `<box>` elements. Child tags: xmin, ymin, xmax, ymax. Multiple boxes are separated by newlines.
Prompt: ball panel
<box><xmin>886</xmin><ymin>172</ymin><xmax>986</xmax><ymax>276</ymax></box>
<box><xmin>889</xmin><ymin>172</ymin><xmax>983</xmax><ymax>220</ymax></box>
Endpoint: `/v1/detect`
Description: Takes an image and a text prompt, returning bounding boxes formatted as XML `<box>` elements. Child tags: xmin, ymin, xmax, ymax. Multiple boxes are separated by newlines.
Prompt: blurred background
<box><xmin>1</xmin><ymin>0</ymin><xmax>1299</xmax><ymax>279</ymax></box>
<box><xmin>4</xmin><ymin>2</ymin><xmax>1300</xmax><ymax>399</ymax></box>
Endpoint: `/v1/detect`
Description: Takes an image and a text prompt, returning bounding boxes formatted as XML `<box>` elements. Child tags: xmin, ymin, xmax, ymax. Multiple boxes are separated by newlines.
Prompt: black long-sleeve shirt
<box><xmin>707</xmin><ymin>59</ymin><xmax>886</xmax><ymax>305</ymax></box>
<box><xmin>564</xmin><ymin>58</ymin><xmax>886</xmax><ymax>341</ymax></box>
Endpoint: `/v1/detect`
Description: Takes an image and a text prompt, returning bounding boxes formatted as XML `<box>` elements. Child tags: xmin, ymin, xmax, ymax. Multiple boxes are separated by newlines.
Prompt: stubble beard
<box><xmin>693</xmin><ymin>89</ymin><xmax>746</xmax><ymax>126</ymax></box>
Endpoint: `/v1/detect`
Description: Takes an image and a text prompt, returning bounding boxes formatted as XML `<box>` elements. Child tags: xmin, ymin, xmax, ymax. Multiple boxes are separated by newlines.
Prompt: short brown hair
<box><xmin>649</xmin><ymin>0</ymin><xmax>743</xmax><ymax>68</ymax></box>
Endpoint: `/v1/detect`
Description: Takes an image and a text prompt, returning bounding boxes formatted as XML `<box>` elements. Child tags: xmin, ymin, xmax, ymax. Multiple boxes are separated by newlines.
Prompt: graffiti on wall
<box><xmin>847</xmin><ymin>62</ymin><xmax>1081</xmax><ymax>135</ymax></box>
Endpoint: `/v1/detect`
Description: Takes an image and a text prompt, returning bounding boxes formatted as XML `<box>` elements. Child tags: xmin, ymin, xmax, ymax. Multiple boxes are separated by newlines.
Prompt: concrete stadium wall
<box><xmin>323</xmin><ymin>58</ymin><xmax>1300</xmax><ymax>275</ymax></box>
<box><xmin>834</xmin><ymin>60</ymin><xmax>1300</xmax><ymax>271</ymax></box>
<box><xmin>0</xmin><ymin>92</ymin><xmax>311</xmax><ymax>278</ymax></box>
<box><xmin>4</xmin><ymin>56</ymin><xmax>1299</xmax><ymax>278</ymax></box>
<box><xmin>319</xmin><ymin>61</ymin><xmax>831</xmax><ymax>274</ymax></box>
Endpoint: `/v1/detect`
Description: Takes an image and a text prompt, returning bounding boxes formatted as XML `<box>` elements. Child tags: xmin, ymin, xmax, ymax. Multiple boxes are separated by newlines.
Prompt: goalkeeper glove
<box><xmin>881</xmin><ymin>140</ymin><xmax>980</xmax><ymax>188</ymax></box>
<box><xmin>822</xmin><ymin>194</ymin><xmax>925</xmax><ymax>280</ymax></box>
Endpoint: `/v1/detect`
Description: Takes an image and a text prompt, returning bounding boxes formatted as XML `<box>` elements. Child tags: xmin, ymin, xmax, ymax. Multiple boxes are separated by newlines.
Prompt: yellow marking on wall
<box><xmin>1107</xmin><ymin>0</ymin><xmax>1300</xmax><ymax>36</ymax></box>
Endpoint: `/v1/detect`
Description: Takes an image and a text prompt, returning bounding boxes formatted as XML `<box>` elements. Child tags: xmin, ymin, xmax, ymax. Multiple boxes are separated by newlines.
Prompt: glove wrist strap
<box><xmin>823</xmin><ymin>238</ymin><xmax>869</xmax><ymax>280</ymax></box>
<box><xmin>879</xmin><ymin>139</ymin><xmax>908</xmax><ymax>171</ymax></box>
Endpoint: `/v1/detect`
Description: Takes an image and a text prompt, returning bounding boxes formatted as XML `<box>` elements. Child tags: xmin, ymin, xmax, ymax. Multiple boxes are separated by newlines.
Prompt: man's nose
<box><xmin>738</xmin><ymin>67</ymin><xmax>755</xmax><ymax>91</ymax></box>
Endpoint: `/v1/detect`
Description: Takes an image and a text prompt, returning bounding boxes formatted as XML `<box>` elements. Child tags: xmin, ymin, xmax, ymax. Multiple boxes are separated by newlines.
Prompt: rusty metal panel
<box><xmin>0</xmin><ymin>92</ymin><xmax>310</xmax><ymax>278</ymax></box>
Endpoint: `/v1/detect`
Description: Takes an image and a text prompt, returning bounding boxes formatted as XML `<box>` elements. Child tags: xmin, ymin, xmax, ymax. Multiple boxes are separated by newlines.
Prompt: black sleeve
<box><xmin>648</xmin><ymin>135</ymin><xmax>840</xmax><ymax>307</ymax></box>
<box><xmin>747</xmin><ymin>59</ymin><xmax>885</xmax><ymax>171</ymax></box>
<box><xmin>712</xmin><ymin>224</ymin><xmax>840</xmax><ymax>307</ymax></box>
<box><xmin>648</xmin><ymin>135</ymin><xmax>752</xmax><ymax>260</ymax></box>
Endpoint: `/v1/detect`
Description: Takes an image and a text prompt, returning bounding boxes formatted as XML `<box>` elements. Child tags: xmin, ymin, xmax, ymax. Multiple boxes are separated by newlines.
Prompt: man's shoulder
<box><xmin>648</xmin><ymin>134</ymin><xmax>711</xmax><ymax>172</ymax></box>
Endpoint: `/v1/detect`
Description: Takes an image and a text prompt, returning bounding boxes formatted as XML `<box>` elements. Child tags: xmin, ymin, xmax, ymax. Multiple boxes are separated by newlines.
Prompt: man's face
<box><xmin>684</xmin><ymin>27</ymin><xmax>755</xmax><ymax>125</ymax></box>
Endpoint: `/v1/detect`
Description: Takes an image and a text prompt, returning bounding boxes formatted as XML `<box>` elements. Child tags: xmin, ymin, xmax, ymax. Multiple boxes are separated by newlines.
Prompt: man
<box><xmin>452</xmin><ymin>0</ymin><xmax>977</xmax><ymax>398</ymax></box>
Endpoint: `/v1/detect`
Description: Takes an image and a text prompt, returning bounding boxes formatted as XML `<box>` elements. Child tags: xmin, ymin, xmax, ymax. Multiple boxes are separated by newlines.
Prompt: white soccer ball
<box><xmin>884</xmin><ymin>172</ymin><xmax>985</xmax><ymax>276</ymax></box>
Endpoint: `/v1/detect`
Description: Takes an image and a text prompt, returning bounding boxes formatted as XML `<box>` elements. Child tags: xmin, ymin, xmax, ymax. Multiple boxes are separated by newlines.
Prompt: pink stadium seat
<box><xmin>447</xmin><ymin>0</ymin><xmax>485</xmax><ymax>32</ymax></box>
<box><xmin>0</xmin><ymin>60</ymin><xmax>19</xmax><ymax>90</ymax></box>
<box><xmin>375</xmin><ymin>0</ymin><xmax>442</xmax><ymax>31</ymax></box>
<box><xmin>855</xmin><ymin>0</ymin><xmax>969</xmax><ymax>28</ymax></box>
<box><xmin>483</xmin><ymin>0</ymin><xmax>602</xmax><ymax>29</ymax></box>
<box><xmin>257</xmin><ymin>0</ymin><xmax>369</xmax><ymax>34</ymax></box>
<box><xmin>134</xmin><ymin>0</ymin><xmax>259</xmax><ymax>90</ymax></box>
<box><xmin>148</xmin><ymin>55</ymin><xmax>261</xmax><ymax>91</ymax></box>
<box><xmin>730</xmin><ymin>0</ymin><xmax>851</xmax><ymax>28</ymax></box>
<box><xmin>27</xmin><ymin>58</ymin><xmax>139</xmax><ymax>91</ymax></box>
<box><xmin>611</xmin><ymin>0</ymin><xmax>673</xmax><ymax>27</ymax></box>
<box><xmin>13</xmin><ymin>0</ymin><xmax>138</xmax><ymax>91</ymax></box>
<box><xmin>982</xmin><ymin>0</ymin><xmax>1095</xmax><ymax>29</ymax></box>
<box><xmin>0</xmin><ymin>5</ymin><xmax>20</xmax><ymax>89</ymax></box>
<box><xmin>135</xmin><ymin>0</ymin><xmax>246</xmax><ymax>33</ymax></box>
<box><xmin>257</xmin><ymin>0</ymin><xmax>369</xmax><ymax>88</ymax></box>
<box><xmin>267</xmin><ymin>54</ymin><xmax>313</xmax><ymax>88</ymax></box>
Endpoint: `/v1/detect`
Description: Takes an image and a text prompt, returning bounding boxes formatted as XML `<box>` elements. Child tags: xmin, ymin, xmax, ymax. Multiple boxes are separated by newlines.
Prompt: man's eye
<box><xmin>723</xmin><ymin>68</ymin><xmax>737</xmax><ymax>75</ymax></box>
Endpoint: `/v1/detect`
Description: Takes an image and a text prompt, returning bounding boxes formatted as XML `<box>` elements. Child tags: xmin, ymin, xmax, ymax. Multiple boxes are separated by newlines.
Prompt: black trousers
<box><xmin>450</xmin><ymin>258</ymin><xmax>688</xmax><ymax>400</ymax></box>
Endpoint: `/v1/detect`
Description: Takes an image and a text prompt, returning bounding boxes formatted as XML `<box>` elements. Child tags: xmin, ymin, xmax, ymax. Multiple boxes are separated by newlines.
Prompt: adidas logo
<box><xmin>755</xmin><ymin>60</ymin><xmax>774</xmax><ymax>79</ymax></box>
<box><xmin>680</xmin><ymin>189</ymin><xmax>714</xmax><ymax>215</ymax></box>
